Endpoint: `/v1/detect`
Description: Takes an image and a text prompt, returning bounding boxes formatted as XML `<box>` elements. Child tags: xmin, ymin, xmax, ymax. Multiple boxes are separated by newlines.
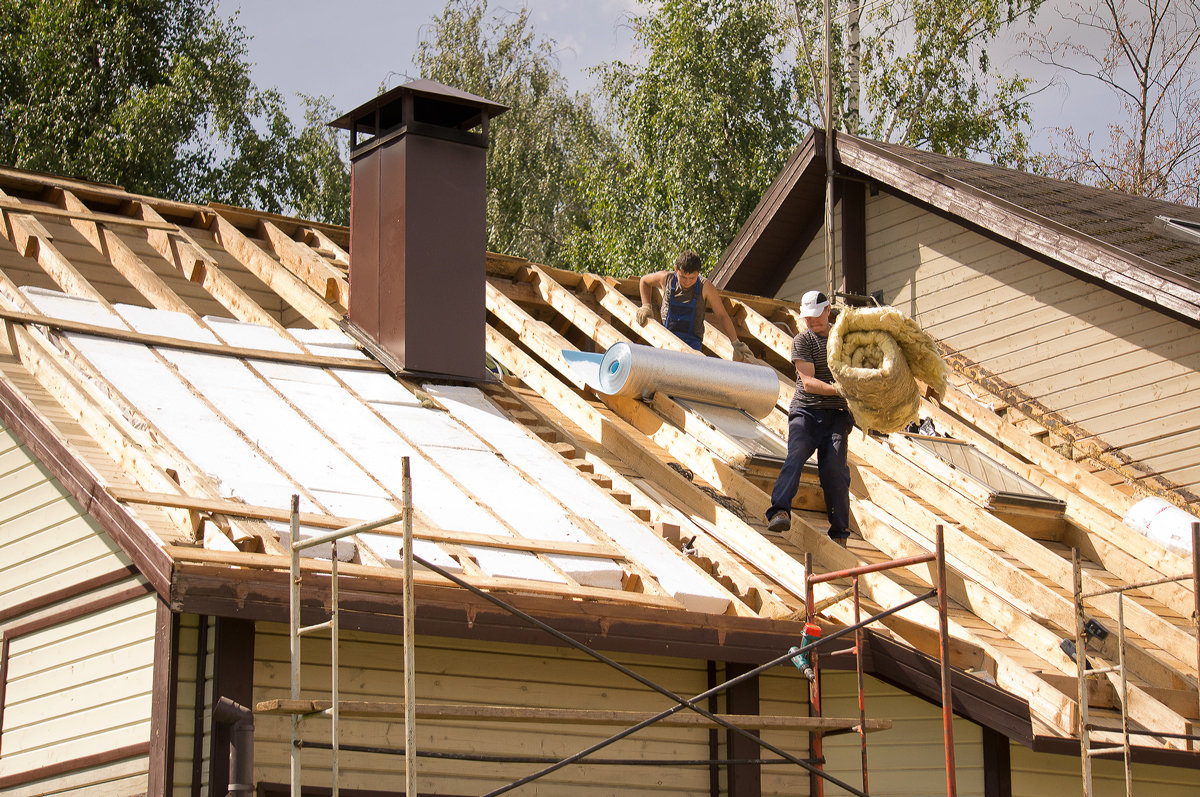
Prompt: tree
<box><xmin>0</xmin><ymin>0</ymin><xmax>349</xmax><ymax>222</ymax></box>
<box><xmin>1024</xmin><ymin>0</ymin><xmax>1200</xmax><ymax>204</ymax></box>
<box><xmin>787</xmin><ymin>0</ymin><xmax>1044</xmax><ymax>165</ymax></box>
<box><xmin>416</xmin><ymin>0</ymin><xmax>604</xmax><ymax>267</ymax></box>
<box><xmin>571</xmin><ymin>0</ymin><xmax>806</xmax><ymax>276</ymax></box>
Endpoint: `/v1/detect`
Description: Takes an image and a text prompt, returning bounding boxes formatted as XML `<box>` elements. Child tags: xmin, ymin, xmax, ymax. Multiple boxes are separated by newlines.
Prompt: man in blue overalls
<box><xmin>635</xmin><ymin>250</ymin><xmax>753</xmax><ymax>361</ymax></box>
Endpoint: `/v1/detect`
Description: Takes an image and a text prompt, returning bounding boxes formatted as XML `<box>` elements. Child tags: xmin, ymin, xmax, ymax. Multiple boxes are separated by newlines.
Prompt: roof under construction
<box><xmin>0</xmin><ymin>162</ymin><xmax>1196</xmax><ymax>774</ymax></box>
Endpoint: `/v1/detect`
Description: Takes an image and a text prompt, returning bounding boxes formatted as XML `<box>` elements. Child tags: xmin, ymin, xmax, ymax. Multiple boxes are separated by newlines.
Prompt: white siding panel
<box><xmin>250</xmin><ymin>625</ymin><xmax>792</xmax><ymax>795</ymax></box>
<box><xmin>1010</xmin><ymin>741</ymin><xmax>1200</xmax><ymax>796</ymax></box>
<box><xmin>819</xmin><ymin>671</ymin><xmax>984</xmax><ymax>797</ymax></box>
<box><xmin>0</xmin><ymin>595</ymin><xmax>155</xmax><ymax>782</ymax></box>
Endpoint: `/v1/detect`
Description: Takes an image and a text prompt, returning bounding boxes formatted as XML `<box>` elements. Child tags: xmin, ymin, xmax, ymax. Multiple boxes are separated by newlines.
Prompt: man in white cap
<box><xmin>765</xmin><ymin>290</ymin><xmax>853</xmax><ymax>546</ymax></box>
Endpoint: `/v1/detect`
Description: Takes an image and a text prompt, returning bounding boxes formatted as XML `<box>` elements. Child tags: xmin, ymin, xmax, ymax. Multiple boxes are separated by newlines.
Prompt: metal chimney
<box><xmin>331</xmin><ymin>80</ymin><xmax>507</xmax><ymax>380</ymax></box>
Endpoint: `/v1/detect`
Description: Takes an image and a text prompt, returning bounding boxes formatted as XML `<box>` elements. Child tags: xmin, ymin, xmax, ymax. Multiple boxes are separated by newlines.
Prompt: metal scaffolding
<box><xmin>1072</xmin><ymin>521</ymin><xmax>1200</xmax><ymax>796</ymax></box>
<box><xmin>804</xmin><ymin>525</ymin><xmax>957</xmax><ymax>797</ymax></box>
<box><xmin>275</xmin><ymin>462</ymin><xmax>962</xmax><ymax>796</ymax></box>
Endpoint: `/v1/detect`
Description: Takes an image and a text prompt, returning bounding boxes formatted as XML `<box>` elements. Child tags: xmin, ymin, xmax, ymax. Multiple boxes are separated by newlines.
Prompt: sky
<box><xmin>219</xmin><ymin>0</ymin><xmax>1114</xmax><ymax>156</ymax></box>
<box><xmin>219</xmin><ymin>0</ymin><xmax>647</xmax><ymax>120</ymax></box>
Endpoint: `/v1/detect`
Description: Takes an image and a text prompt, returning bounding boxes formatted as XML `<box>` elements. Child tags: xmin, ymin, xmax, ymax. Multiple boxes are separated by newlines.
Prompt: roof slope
<box><xmin>0</xmin><ymin>165</ymin><xmax>1197</xmax><ymax>763</ymax></box>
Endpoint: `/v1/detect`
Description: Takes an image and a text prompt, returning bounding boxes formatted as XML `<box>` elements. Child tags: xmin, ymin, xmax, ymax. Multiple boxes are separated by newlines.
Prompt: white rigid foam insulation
<box><xmin>193</xmin><ymin>313</ymin><xmax>571</xmax><ymax>584</ymax></box>
<box><xmin>428</xmin><ymin>384</ymin><xmax>732</xmax><ymax>614</ymax></box>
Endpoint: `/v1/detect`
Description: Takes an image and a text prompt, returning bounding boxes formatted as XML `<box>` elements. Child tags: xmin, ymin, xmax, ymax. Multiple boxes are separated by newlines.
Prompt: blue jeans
<box><xmin>768</xmin><ymin>408</ymin><xmax>852</xmax><ymax>538</ymax></box>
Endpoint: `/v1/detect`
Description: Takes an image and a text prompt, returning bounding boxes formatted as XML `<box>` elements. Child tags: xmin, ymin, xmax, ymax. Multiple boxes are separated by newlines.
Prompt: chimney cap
<box><xmin>329</xmin><ymin>79</ymin><xmax>508</xmax><ymax>136</ymax></box>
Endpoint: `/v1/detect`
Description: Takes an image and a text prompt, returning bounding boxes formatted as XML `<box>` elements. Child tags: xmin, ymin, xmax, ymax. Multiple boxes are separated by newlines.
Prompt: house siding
<box><xmin>0</xmin><ymin>425</ymin><xmax>154</xmax><ymax>796</ymax></box>
<box><xmin>820</xmin><ymin>671</ymin><xmax>985</xmax><ymax>797</ymax></box>
<box><xmin>776</xmin><ymin>191</ymin><xmax>1200</xmax><ymax>504</ymax></box>
<box><xmin>251</xmin><ymin>624</ymin><xmax>815</xmax><ymax>795</ymax></box>
<box><xmin>1010</xmin><ymin>742</ymin><xmax>1199</xmax><ymax>795</ymax></box>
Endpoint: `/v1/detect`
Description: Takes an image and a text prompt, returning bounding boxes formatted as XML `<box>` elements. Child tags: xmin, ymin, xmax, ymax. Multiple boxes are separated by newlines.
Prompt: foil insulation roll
<box><xmin>596</xmin><ymin>342</ymin><xmax>780</xmax><ymax>419</ymax></box>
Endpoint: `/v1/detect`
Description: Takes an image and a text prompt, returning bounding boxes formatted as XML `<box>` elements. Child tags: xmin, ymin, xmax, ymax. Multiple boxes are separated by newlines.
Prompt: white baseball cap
<box><xmin>799</xmin><ymin>290</ymin><xmax>830</xmax><ymax>318</ymax></box>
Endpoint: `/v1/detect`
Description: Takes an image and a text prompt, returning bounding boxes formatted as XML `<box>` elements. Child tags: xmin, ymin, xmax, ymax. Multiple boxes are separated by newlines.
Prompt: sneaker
<box><xmin>766</xmin><ymin>511</ymin><xmax>791</xmax><ymax>532</ymax></box>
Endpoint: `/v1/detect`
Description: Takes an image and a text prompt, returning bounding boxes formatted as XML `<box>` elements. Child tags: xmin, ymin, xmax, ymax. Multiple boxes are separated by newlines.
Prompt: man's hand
<box><xmin>731</xmin><ymin>340</ymin><xmax>753</xmax><ymax>362</ymax></box>
<box><xmin>833</xmin><ymin>382</ymin><xmax>846</xmax><ymax>398</ymax></box>
<box><xmin>636</xmin><ymin>303</ymin><xmax>654</xmax><ymax>326</ymax></box>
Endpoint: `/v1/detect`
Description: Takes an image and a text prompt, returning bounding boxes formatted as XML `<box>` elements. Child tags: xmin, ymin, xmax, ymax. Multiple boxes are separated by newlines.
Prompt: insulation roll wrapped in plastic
<box><xmin>1122</xmin><ymin>497</ymin><xmax>1199</xmax><ymax>555</ymax></box>
<box><xmin>828</xmin><ymin>306</ymin><xmax>946</xmax><ymax>433</ymax></box>
<box><xmin>597</xmin><ymin>342</ymin><xmax>780</xmax><ymax>419</ymax></box>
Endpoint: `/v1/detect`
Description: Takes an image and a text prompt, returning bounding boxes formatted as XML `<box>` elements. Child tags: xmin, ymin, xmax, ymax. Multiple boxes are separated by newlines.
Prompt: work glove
<box><xmin>833</xmin><ymin>382</ymin><xmax>845</xmax><ymax>398</ymax></box>
<box><xmin>731</xmin><ymin>340</ymin><xmax>753</xmax><ymax>362</ymax></box>
<box><xmin>636</xmin><ymin>303</ymin><xmax>654</xmax><ymax>326</ymax></box>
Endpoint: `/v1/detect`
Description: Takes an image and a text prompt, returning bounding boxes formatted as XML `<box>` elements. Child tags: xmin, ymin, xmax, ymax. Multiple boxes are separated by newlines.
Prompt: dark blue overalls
<box><xmin>663</xmin><ymin>273</ymin><xmax>704</xmax><ymax>350</ymax></box>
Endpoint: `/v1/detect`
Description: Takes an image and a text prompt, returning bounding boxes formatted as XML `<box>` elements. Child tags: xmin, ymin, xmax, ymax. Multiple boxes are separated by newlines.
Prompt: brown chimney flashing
<box><xmin>334</xmin><ymin>80</ymin><xmax>507</xmax><ymax>382</ymax></box>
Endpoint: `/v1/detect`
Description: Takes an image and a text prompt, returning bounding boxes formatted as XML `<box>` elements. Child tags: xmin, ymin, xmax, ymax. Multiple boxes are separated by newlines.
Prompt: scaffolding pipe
<box><xmin>937</xmin><ymin>525</ymin><xmax>957</xmax><ymax>796</ymax></box>
<box><xmin>1074</xmin><ymin>548</ymin><xmax>1092</xmax><ymax>795</ymax></box>
<box><xmin>403</xmin><ymin>458</ymin><xmax>417</xmax><ymax>797</ymax></box>
<box><xmin>805</xmin><ymin>552</ymin><xmax>823</xmax><ymax>797</ymax></box>
<box><xmin>288</xmin><ymin>498</ymin><xmax>407</xmax><ymax>797</ymax></box>
<box><xmin>854</xmin><ymin>576</ymin><xmax>869</xmax><ymax>795</ymax></box>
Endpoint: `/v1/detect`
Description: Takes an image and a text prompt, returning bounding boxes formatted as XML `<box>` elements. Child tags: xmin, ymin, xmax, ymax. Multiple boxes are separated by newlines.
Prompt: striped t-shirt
<box><xmin>788</xmin><ymin>329</ymin><xmax>848</xmax><ymax>414</ymax></box>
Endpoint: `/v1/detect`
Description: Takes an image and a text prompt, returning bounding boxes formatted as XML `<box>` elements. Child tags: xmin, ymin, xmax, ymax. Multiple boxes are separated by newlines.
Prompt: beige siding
<box><xmin>0</xmin><ymin>594</ymin><xmax>155</xmax><ymax>789</ymax></box>
<box><xmin>252</xmin><ymin>625</ymin><xmax>815</xmax><ymax>795</ymax></box>
<box><xmin>1010</xmin><ymin>741</ymin><xmax>1200</xmax><ymax>796</ymax></box>
<box><xmin>820</xmin><ymin>671</ymin><xmax>984</xmax><ymax>797</ymax></box>
<box><xmin>0</xmin><ymin>423</ymin><xmax>153</xmax><ymax>795</ymax></box>
<box><xmin>775</xmin><ymin>192</ymin><xmax>1200</xmax><ymax>502</ymax></box>
<box><xmin>171</xmin><ymin>613</ymin><xmax>203</xmax><ymax>795</ymax></box>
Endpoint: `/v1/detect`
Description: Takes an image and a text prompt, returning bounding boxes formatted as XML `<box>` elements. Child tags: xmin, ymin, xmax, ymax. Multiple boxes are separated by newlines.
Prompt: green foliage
<box><xmin>852</xmin><ymin>0</ymin><xmax>1043</xmax><ymax>165</ymax></box>
<box><xmin>0</xmin><ymin>0</ymin><xmax>349</xmax><ymax>222</ymax></box>
<box><xmin>570</xmin><ymin>0</ymin><xmax>805</xmax><ymax>276</ymax></box>
<box><xmin>416</xmin><ymin>0</ymin><xmax>603</xmax><ymax>267</ymax></box>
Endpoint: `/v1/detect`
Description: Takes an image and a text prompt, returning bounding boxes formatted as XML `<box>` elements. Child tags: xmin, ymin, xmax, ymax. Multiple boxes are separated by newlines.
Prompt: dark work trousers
<box><xmin>768</xmin><ymin>407</ymin><xmax>853</xmax><ymax>538</ymax></box>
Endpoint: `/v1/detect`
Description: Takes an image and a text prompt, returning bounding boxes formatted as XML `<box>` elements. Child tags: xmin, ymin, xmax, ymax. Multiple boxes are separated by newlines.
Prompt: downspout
<box><xmin>213</xmin><ymin>697</ymin><xmax>254</xmax><ymax>796</ymax></box>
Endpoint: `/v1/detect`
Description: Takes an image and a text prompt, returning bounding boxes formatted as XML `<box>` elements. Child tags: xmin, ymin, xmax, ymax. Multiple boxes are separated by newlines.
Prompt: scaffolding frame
<box><xmin>276</xmin><ymin>464</ymin><xmax>962</xmax><ymax>796</ymax></box>
<box><xmin>287</xmin><ymin>460</ymin><xmax>413</xmax><ymax>797</ymax></box>
<box><xmin>1072</xmin><ymin>522</ymin><xmax>1200</xmax><ymax>796</ymax></box>
<box><xmin>804</xmin><ymin>525</ymin><xmax>957</xmax><ymax>797</ymax></box>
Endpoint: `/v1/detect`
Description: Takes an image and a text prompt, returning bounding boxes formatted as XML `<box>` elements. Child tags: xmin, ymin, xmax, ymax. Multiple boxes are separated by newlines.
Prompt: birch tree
<box><xmin>1025</xmin><ymin>0</ymin><xmax>1200</xmax><ymax>204</ymax></box>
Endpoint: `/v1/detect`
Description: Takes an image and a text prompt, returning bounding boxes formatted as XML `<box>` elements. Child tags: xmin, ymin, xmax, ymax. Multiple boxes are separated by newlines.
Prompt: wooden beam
<box><xmin>134</xmin><ymin>202</ymin><xmax>287</xmax><ymax>332</ymax></box>
<box><xmin>259</xmin><ymin>219</ymin><xmax>348</xmax><ymax>308</ymax></box>
<box><xmin>207</xmin><ymin>211</ymin><xmax>340</xmax><ymax>329</ymax></box>
<box><xmin>0</xmin><ymin>308</ymin><xmax>384</xmax><ymax>371</ymax></box>
<box><xmin>112</xmin><ymin>488</ymin><xmax>627</xmax><ymax>560</ymax></box>
<box><xmin>254</xmin><ymin>699</ymin><xmax>893</xmax><ymax>731</ymax></box>
<box><xmin>0</xmin><ymin>187</ymin><xmax>109</xmax><ymax>304</ymax></box>
<box><xmin>54</xmin><ymin>188</ymin><xmax>200</xmax><ymax>320</ymax></box>
<box><xmin>0</xmin><ymin>196</ymin><xmax>176</xmax><ymax>230</ymax></box>
<box><xmin>167</xmin><ymin>547</ymin><xmax>683</xmax><ymax>609</ymax></box>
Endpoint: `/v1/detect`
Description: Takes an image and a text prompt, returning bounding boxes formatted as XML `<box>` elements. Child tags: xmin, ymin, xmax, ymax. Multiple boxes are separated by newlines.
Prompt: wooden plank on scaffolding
<box><xmin>255</xmin><ymin>699</ymin><xmax>894</xmax><ymax>731</ymax></box>
<box><xmin>112</xmin><ymin>488</ymin><xmax>627</xmax><ymax>560</ymax></box>
<box><xmin>208</xmin><ymin>211</ymin><xmax>340</xmax><ymax>329</ymax></box>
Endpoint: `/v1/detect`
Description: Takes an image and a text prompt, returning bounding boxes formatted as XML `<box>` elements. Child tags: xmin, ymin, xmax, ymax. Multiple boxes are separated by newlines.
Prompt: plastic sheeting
<box><xmin>567</xmin><ymin>342</ymin><xmax>780</xmax><ymax>419</ymax></box>
<box><xmin>1122</xmin><ymin>497</ymin><xmax>1200</xmax><ymax>554</ymax></box>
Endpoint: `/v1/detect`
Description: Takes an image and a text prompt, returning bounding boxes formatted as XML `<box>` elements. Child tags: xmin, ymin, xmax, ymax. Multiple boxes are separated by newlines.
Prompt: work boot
<box><xmin>766</xmin><ymin>511</ymin><xmax>791</xmax><ymax>532</ymax></box>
